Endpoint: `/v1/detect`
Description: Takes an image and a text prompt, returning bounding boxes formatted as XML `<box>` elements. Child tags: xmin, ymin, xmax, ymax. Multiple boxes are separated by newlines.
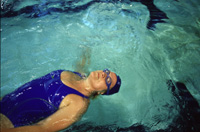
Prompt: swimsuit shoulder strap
<box><xmin>71</xmin><ymin>71</ymin><xmax>89</xmax><ymax>99</ymax></box>
<box><xmin>58</xmin><ymin>70</ymin><xmax>89</xmax><ymax>99</ymax></box>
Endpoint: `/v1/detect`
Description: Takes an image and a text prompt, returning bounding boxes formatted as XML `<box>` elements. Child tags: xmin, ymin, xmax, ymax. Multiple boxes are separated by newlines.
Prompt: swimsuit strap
<box><xmin>60</xmin><ymin>70</ymin><xmax>89</xmax><ymax>99</ymax></box>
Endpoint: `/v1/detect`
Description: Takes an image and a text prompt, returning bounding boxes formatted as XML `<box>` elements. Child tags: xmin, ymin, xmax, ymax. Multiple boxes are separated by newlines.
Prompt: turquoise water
<box><xmin>1</xmin><ymin>0</ymin><xmax>200</xmax><ymax>131</ymax></box>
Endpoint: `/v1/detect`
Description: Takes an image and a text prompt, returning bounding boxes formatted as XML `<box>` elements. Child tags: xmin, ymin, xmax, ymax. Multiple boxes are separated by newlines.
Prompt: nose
<box><xmin>102</xmin><ymin>71</ymin><xmax>106</xmax><ymax>78</ymax></box>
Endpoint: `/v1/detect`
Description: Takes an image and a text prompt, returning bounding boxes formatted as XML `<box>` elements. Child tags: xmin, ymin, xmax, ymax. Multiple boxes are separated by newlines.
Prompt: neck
<box><xmin>75</xmin><ymin>78</ymin><xmax>95</xmax><ymax>97</ymax></box>
<box><xmin>60</xmin><ymin>72</ymin><xmax>96</xmax><ymax>98</ymax></box>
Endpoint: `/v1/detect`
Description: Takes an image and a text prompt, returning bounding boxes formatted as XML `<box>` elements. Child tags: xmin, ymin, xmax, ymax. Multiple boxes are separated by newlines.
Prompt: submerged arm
<box><xmin>74</xmin><ymin>46</ymin><xmax>91</xmax><ymax>76</ymax></box>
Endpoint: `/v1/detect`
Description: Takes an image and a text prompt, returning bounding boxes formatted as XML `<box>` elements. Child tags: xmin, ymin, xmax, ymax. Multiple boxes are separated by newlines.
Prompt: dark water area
<box><xmin>1</xmin><ymin>0</ymin><xmax>169</xmax><ymax>30</ymax></box>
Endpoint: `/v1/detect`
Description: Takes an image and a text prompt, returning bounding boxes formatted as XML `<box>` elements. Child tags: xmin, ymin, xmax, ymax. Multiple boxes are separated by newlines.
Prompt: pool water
<box><xmin>1</xmin><ymin>0</ymin><xmax>200</xmax><ymax>132</ymax></box>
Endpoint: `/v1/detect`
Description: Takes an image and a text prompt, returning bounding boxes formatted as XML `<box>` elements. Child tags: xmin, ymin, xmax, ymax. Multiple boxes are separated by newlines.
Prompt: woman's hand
<box><xmin>74</xmin><ymin>46</ymin><xmax>91</xmax><ymax>75</ymax></box>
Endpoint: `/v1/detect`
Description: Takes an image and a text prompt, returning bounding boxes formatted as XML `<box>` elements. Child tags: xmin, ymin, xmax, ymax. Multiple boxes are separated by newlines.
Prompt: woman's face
<box><xmin>88</xmin><ymin>70</ymin><xmax>117</xmax><ymax>93</ymax></box>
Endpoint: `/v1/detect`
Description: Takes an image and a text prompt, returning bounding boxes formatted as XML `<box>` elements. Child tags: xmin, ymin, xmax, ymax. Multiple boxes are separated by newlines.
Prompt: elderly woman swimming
<box><xmin>0</xmin><ymin>69</ymin><xmax>121</xmax><ymax>132</ymax></box>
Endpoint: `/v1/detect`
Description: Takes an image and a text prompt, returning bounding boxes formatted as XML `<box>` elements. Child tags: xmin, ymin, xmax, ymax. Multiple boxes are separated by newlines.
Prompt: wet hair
<box><xmin>90</xmin><ymin>92</ymin><xmax>99</xmax><ymax>100</ymax></box>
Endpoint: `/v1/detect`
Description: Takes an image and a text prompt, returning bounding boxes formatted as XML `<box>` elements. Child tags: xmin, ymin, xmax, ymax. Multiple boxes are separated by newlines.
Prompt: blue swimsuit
<box><xmin>0</xmin><ymin>70</ymin><xmax>88</xmax><ymax>127</ymax></box>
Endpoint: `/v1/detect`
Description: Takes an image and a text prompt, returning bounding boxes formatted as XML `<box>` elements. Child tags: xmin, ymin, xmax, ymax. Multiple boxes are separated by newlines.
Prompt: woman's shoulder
<box><xmin>61</xmin><ymin>70</ymin><xmax>85</xmax><ymax>79</ymax></box>
<box><xmin>61</xmin><ymin>71</ymin><xmax>77</xmax><ymax>79</ymax></box>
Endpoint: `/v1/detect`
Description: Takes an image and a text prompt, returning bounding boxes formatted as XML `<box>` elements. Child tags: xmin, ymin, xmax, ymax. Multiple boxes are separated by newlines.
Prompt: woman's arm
<box><xmin>74</xmin><ymin>46</ymin><xmax>91</xmax><ymax>75</ymax></box>
<box><xmin>2</xmin><ymin>96</ymin><xmax>89</xmax><ymax>132</ymax></box>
